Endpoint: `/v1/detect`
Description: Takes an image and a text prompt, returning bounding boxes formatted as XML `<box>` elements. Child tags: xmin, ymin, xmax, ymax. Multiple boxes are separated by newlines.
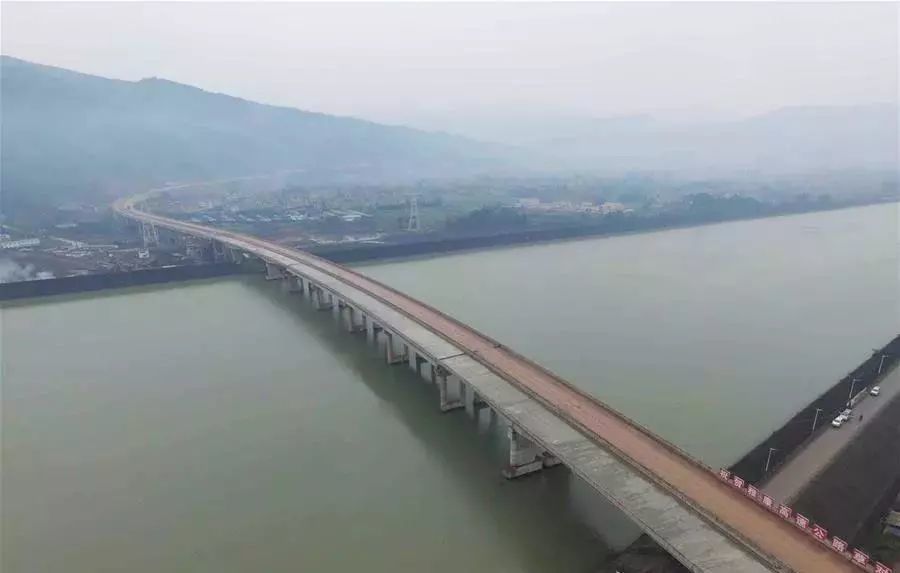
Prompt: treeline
<box><xmin>315</xmin><ymin>194</ymin><xmax>879</xmax><ymax>263</ymax></box>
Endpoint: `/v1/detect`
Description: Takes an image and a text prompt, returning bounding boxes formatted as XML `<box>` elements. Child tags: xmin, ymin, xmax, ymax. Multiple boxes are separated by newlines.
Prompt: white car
<box><xmin>831</xmin><ymin>417</ymin><xmax>843</xmax><ymax>428</ymax></box>
<box><xmin>870</xmin><ymin>386</ymin><xmax>881</xmax><ymax>396</ymax></box>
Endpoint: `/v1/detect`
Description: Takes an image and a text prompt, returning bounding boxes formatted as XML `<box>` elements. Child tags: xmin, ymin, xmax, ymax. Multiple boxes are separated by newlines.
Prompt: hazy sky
<box><xmin>3</xmin><ymin>2</ymin><xmax>897</xmax><ymax>126</ymax></box>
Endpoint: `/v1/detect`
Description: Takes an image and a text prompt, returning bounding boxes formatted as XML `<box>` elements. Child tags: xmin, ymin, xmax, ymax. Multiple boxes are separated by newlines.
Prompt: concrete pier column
<box><xmin>344</xmin><ymin>305</ymin><xmax>365</xmax><ymax>333</ymax></box>
<box><xmin>287</xmin><ymin>276</ymin><xmax>303</xmax><ymax>293</ymax></box>
<box><xmin>228</xmin><ymin>248</ymin><xmax>243</xmax><ymax>264</ymax></box>
<box><xmin>265</xmin><ymin>262</ymin><xmax>283</xmax><ymax>280</ymax></box>
<box><xmin>476</xmin><ymin>406</ymin><xmax>495</xmax><ymax>433</ymax></box>
<box><xmin>503</xmin><ymin>426</ymin><xmax>544</xmax><ymax>479</ymax></box>
<box><xmin>384</xmin><ymin>331</ymin><xmax>407</xmax><ymax>365</ymax></box>
<box><xmin>208</xmin><ymin>241</ymin><xmax>222</xmax><ymax>261</ymax></box>
<box><xmin>415</xmin><ymin>355</ymin><xmax>431</xmax><ymax>383</ymax></box>
<box><xmin>435</xmin><ymin>365</ymin><xmax>464</xmax><ymax>412</ymax></box>
<box><xmin>313</xmin><ymin>287</ymin><xmax>334</xmax><ymax>311</ymax></box>
<box><xmin>464</xmin><ymin>383</ymin><xmax>478</xmax><ymax>417</ymax></box>
<box><xmin>365</xmin><ymin>316</ymin><xmax>376</xmax><ymax>342</ymax></box>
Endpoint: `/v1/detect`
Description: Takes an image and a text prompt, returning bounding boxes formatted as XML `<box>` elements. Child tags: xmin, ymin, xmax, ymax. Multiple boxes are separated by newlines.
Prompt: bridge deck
<box><xmin>117</xmin><ymin>194</ymin><xmax>862</xmax><ymax>573</ymax></box>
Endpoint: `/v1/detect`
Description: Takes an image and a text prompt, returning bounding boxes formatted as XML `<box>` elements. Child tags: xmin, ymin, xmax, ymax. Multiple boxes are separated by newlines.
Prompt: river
<box><xmin>2</xmin><ymin>202</ymin><xmax>898</xmax><ymax>572</ymax></box>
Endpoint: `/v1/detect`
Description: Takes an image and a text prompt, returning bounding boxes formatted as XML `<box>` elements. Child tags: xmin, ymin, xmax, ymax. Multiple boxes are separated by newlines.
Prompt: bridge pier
<box><xmin>342</xmin><ymin>304</ymin><xmax>366</xmax><ymax>333</ymax></box>
<box><xmin>312</xmin><ymin>286</ymin><xmax>334</xmax><ymax>311</ymax></box>
<box><xmin>464</xmin><ymin>383</ymin><xmax>487</xmax><ymax>417</ymax></box>
<box><xmin>297</xmin><ymin>277</ymin><xmax>314</xmax><ymax>300</ymax></box>
<box><xmin>383</xmin><ymin>331</ymin><xmax>408</xmax><ymax>365</ymax></box>
<box><xmin>414</xmin><ymin>353</ymin><xmax>431</xmax><ymax>383</ymax></box>
<box><xmin>365</xmin><ymin>317</ymin><xmax>378</xmax><ymax>342</ymax></box>
<box><xmin>286</xmin><ymin>276</ymin><xmax>303</xmax><ymax>293</ymax></box>
<box><xmin>294</xmin><ymin>275</ymin><xmax>309</xmax><ymax>298</ymax></box>
<box><xmin>211</xmin><ymin>241</ymin><xmax>228</xmax><ymax>262</ymax></box>
<box><xmin>435</xmin><ymin>365</ymin><xmax>464</xmax><ymax>412</ymax></box>
<box><xmin>503</xmin><ymin>426</ymin><xmax>544</xmax><ymax>479</ymax></box>
<box><xmin>265</xmin><ymin>262</ymin><xmax>284</xmax><ymax>281</ymax></box>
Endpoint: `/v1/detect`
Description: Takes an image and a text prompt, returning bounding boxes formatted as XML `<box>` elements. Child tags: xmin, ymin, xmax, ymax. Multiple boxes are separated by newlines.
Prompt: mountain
<box><xmin>402</xmin><ymin>105</ymin><xmax>900</xmax><ymax>177</ymax></box>
<box><xmin>0</xmin><ymin>56</ymin><xmax>515</xmax><ymax>212</ymax></box>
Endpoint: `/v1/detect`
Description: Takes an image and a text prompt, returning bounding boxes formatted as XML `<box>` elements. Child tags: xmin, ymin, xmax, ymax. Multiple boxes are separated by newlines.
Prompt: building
<box><xmin>0</xmin><ymin>238</ymin><xmax>40</xmax><ymax>249</ymax></box>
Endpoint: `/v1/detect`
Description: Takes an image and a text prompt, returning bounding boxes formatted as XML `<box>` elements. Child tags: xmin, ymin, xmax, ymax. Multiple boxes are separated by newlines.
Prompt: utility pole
<box><xmin>811</xmin><ymin>408</ymin><xmax>823</xmax><ymax>433</ymax></box>
<box><xmin>847</xmin><ymin>377</ymin><xmax>860</xmax><ymax>407</ymax></box>
<box><xmin>764</xmin><ymin>447</ymin><xmax>778</xmax><ymax>474</ymax></box>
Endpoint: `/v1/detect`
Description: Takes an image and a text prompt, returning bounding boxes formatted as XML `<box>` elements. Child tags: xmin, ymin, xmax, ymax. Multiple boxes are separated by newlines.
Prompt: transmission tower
<box><xmin>406</xmin><ymin>195</ymin><xmax>420</xmax><ymax>232</ymax></box>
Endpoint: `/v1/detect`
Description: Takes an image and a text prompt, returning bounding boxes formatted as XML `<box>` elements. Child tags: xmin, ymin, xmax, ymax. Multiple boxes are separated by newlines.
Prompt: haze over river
<box><xmin>3</xmin><ymin>203</ymin><xmax>898</xmax><ymax>573</ymax></box>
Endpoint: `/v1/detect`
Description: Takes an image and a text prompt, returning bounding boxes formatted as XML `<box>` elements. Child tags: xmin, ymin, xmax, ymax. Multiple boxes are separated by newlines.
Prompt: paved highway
<box><xmin>116</xmin><ymin>192</ymin><xmax>864</xmax><ymax>573</ymax></box>
<box><xmin>763</xmin><ymin>365</ymin><xmax>900</xmax><ymax>503</ymax></box>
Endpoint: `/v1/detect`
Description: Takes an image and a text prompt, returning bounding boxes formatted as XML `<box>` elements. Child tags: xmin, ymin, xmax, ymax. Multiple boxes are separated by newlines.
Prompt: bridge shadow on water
<box><xmin>243</xmin><ymin>276</ymin><xmax>642</xmax><ymax>570</ymax></box>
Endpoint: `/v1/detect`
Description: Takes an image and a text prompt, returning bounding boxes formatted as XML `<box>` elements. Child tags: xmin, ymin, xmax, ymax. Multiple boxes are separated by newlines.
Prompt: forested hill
<box><xmin>0</xmin><ymin>56</ymin><xmax>513</xmax><ymax>212</ymax></box>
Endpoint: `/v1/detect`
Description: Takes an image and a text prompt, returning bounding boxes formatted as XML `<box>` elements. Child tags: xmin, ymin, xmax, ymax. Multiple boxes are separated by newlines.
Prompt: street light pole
<box><xmin>878</xmin><ymin>354</ymin><xmax>887</xmax><ymax>375</ymax></box>
<box><xmin>811</xmin><ymin>408</ymin><xmax>823</xmax><ymax>433</ymax></box>
<box><xmin>764</xmin><ymin>447</ymin><xmax>778</xmax><ymax>474</ymax></box>
<box><xmin>847</xmin><ymin>378</ymin><xmax>859</xmax><ymax>407</ymax></box>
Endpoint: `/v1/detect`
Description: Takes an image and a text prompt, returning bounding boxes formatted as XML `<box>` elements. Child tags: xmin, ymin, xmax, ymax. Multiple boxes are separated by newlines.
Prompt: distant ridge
<box><xmin>0</xmin><ymin>56</ymin><xmax>514</xmax><ymax>211</ymax></box>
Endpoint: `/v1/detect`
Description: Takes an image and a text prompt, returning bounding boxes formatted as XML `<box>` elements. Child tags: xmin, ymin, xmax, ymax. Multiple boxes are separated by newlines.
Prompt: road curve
<box><xmin>115</xmin><ymin>193</ymin><xmax>861</xmax><ymax>573</ymax></box>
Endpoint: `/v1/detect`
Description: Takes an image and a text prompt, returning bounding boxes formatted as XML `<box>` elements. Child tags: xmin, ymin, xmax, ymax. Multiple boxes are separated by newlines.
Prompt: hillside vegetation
<box><xmin>1</xmin><ymin>56</ymin><xmax>511</xmax><ymax>212</ymax></box>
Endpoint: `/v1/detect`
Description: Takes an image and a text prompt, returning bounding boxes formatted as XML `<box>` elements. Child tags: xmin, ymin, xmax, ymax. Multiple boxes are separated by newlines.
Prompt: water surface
<box><xmin>360</xmin><ymin>203</ymin><xmax>900</xmax><ymax>465</ymax></box>
<box><xmin>2</xmin><ymin>280</ymin><xmax>607</xmax><ymax>573</ymax></box>
<box><xmin>3</xmin><ymin>202</ymin><xmax>898</xmax><ymax>572</ymax></box>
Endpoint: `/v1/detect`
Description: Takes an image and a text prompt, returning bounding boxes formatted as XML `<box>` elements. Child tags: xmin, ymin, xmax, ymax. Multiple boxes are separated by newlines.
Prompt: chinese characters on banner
<box><xmin>811</xmin><ymin>524</ymin><xmax>828</xmax><ymax>540</ymax></box>
<box><xmin>777</xmin><ymin>504</ymin><xmax>792</xmax><ymax>519</ymax></box>
<box><xmin>852</xmin><ymin>549</ymin><xmax>870</xmax><ymax>565</ymax></box>
<box><xmin>708</xmin><ymin>471</ymin><xmax>888</xmax><ymax>571</ymax></box>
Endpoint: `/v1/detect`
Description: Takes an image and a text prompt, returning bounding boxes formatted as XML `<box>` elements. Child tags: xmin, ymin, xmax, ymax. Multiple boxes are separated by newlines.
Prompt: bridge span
<box><xmin>116</xmin><ymin>193</ymin><xmax>865</xmax><ymax>573</ymax></box>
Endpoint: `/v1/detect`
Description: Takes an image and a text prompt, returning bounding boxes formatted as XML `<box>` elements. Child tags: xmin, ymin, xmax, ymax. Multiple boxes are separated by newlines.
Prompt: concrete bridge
<box><xmin>115</xmin><ymin>192</ymin><xmax>866</xmax><ymax>573</ymax></box>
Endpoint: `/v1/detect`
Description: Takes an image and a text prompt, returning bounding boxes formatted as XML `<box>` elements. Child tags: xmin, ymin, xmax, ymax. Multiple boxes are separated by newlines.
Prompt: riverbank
<box><xmin>603</xmin><ymin>334</ymin><xmax>900</xmax><ymax>572</ymax></box>
<box><xmin>791</xmin><ymin>381</ymin><xmax>900</xmax><ymax>546</ymax></box>
<box><xmin>729</xmin><ymin>334</ymin><xmax>900</xmax><ymax>485</ymax></box>
<box><xmin>0</xmin><ymin>262</ymin><xmax>249</xmax><ymax>302</ymax></box>
<box><xmin>316</xmin><ymin>199</ymin><xmax>898</xmax><ymax>265</ymax></box>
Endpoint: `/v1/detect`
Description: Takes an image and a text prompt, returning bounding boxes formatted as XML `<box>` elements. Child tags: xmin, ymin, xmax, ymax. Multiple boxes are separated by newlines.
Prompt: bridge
<box><xmin>115</xmin><ymin>191</ymin><xmax>870</xmax><ymax>573</ymax></box>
